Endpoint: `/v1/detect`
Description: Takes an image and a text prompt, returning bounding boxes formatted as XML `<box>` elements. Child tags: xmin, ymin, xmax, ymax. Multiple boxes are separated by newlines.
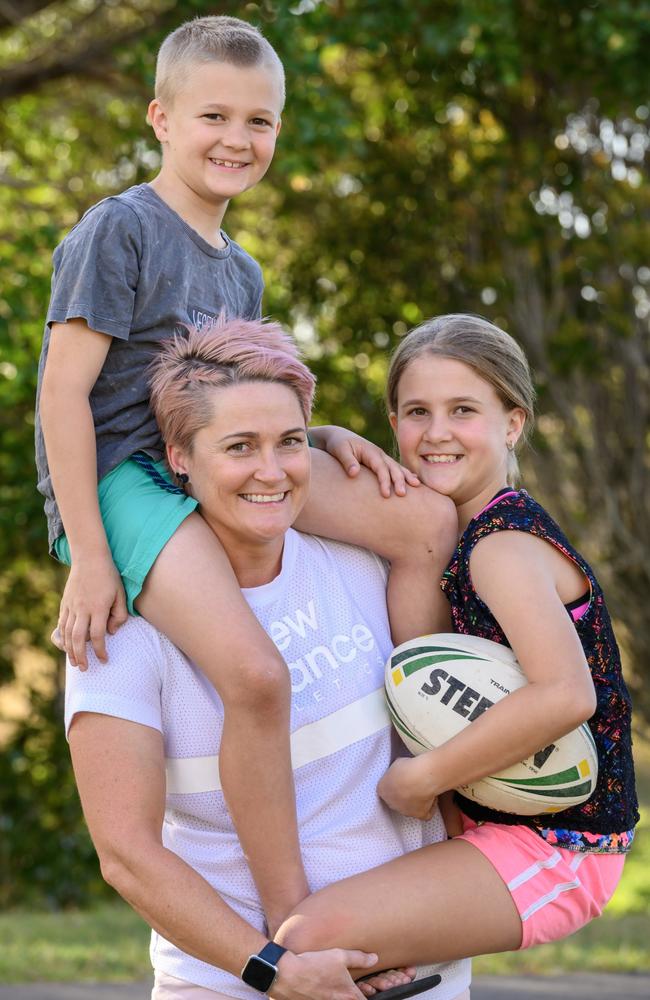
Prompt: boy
<box><xmin>36</xmin><ymin>15</ymin><xmax>456</xmax><ymax>938</ymax></box>
<box><xmin>37</xmin><ymin>14</ymin><xmax>310</xmax><ymax>936</ymax></box>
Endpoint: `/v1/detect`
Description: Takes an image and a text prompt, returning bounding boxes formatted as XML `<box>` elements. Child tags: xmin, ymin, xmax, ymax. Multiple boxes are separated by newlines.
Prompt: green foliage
<box><xmin>0</xmin><ymin>687</ymin><xmax>110</xmax><ymax>908</ymax></box>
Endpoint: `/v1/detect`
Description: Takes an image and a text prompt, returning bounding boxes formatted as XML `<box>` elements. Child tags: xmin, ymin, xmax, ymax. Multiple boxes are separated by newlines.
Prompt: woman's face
<box><xmin>171</xmin><ymin>380</ymin><xmax>310</xmax><ymax>572</ymax></box>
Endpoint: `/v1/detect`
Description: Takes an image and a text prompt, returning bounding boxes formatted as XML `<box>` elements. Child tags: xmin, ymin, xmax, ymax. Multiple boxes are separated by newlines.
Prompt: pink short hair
<box><xmin>149</xmin><ymin>316</ymin><xmax>316</xmax><ymax>452</ymax></box>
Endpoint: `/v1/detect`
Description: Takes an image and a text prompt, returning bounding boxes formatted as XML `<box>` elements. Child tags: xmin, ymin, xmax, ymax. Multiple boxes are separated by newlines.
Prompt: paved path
<box><xmin>1</xmin><ymin>976</ymin><xmax>650</xmax><ymax>999</ymax></box>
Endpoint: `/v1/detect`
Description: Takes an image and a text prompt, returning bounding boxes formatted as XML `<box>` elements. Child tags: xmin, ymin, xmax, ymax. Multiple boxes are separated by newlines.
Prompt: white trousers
<box><xmin>151</xmin><ymin>970</ymin><xmax>471</xmax><ymax>1000</ymax></box>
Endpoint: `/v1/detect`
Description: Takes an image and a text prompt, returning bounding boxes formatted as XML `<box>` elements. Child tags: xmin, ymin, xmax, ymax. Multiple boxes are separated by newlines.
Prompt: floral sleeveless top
<box><xmin>441</xmin><ymin>489</ymin><xmax>638</xmax><ymax>853</ymax></box>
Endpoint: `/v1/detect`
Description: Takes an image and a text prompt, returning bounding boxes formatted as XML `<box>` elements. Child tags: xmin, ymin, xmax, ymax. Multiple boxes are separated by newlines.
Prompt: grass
<box><xmin>2</xmin><ymin>741</ymin><xmax>649</xmax><ymax>984</ymax></box>
<box><xmin>0</xmin><ymin>902</ymin><xmax>151</xmax><ymax>983</ymax></box>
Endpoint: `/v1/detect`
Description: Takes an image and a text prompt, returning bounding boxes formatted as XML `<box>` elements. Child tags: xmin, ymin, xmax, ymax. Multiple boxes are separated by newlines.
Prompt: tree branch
<box><xmin>0</xmin><ymin>22</ymin><xmax>150</xmax><ymax>99</ymax></box>
<box><xmin>0</xmin><ymin>0</ymin><xmax>56</xmax><ymax>30</ymax></box>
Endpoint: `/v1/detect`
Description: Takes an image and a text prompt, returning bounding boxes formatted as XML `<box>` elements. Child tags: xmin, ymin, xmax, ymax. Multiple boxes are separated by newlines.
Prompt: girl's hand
<box><xmin>309</xmin><ymin>425</ymin><xmax>420</xmax><ymax>498</ymax></box>
<box><xmin>53</xmin><ymin>555</ymin><xmax>128</xmax><ymax>669</ymax></box>
<box><xmin>357</xmin><ymin>968</ymin><xmax>416</xmax><ymax>997</ymax></box>
<box><xmin>377</xmin><ymin>756</ymin><xmax>439</xmax><ymax>820</ymax></box>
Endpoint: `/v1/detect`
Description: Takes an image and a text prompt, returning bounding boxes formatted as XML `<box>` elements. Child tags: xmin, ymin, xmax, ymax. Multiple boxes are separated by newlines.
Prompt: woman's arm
<box><xmin>297</xmin><ymin>450</ymin><xmax>457</xmax><ymax>641</ymax></box>
<box><xmin>378</xmin><ymin>531</ymin><xmax>597</xmax><ymax>818</ymax></box>
<box><xmin>40</xmin><ymin>320</ymin><xmax>128</xmax><ymax>666</ymax></box>
<box><xmin>69</xmin><ymin>711</ymin><xmax>375</xmax><ymax>1000</ymax></box>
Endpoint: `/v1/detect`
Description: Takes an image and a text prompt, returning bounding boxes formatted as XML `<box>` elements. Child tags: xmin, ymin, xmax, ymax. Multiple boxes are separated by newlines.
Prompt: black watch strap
<box><xmin>258</xmin><ymin>941</ymin><xmax>287</xmax><ymax>966</ymax></box>
<box><xmin>241</xmin><ymin>941</ymin><xmax>287</xmax><ymax>993</ymax></box>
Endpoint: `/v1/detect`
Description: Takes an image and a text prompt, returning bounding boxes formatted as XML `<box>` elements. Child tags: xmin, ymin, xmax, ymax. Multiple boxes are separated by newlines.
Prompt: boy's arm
<box><xmin>296</xmin><ymin>450</ymin><xmax>457</xmax><ymax>641</ymax></box>
<box><xmin>40</xmin><ymin>319</ymin><xmax>128</xmax><ymax>667</ymax></box>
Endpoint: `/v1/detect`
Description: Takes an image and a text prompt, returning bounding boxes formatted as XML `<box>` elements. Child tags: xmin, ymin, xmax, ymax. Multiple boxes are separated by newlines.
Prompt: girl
<box><xmin>277</xmin><ymin>313</ymin><xmax>638</xmax><ymax>969</ymax></box>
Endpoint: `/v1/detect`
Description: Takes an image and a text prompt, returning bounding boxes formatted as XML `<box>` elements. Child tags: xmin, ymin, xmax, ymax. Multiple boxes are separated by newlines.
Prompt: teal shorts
<box><xmin>53</xmin><ymin>453</ymin><xmax>198</xmax><ymax>616</ymax></box>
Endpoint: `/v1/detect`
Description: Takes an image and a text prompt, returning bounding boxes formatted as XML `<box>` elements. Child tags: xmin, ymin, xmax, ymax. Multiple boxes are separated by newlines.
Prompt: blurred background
<box><xmin>0</xmin><ymin>0</ymin><xmax>648</xmax><ymax>984</ymax></box>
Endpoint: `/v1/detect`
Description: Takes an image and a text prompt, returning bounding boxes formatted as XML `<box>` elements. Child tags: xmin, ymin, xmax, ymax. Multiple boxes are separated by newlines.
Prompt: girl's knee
<box><xmin>276</xmin><ymin>903</ymin><xmax>351</xmax><ymax>953</ymax></box>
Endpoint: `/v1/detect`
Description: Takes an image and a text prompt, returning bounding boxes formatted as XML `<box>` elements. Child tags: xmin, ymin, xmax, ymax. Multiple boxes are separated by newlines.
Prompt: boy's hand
<box><xmin>54</xmin><ymin>555</ymin><xmax>128</xmax><ymax>669</ymax></box>
<box><xmin>309</xmin><ymin>426</ymin><xmax>420</xmax><ymax>498</ymax></box>
<box><xmin>377</xmin><ymin>755</ymin><xmax>439</xmax><ymax>821</ymax></box>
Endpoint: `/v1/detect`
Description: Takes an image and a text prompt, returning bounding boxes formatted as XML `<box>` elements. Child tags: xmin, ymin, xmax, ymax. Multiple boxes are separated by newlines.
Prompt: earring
<box><xmin>175</xmin><ymin>471</ymin><xmax>189</xmax><ymax>485</ymax></box>
<box><xmin>506</xmin><ymin>440</ymin><xmax>515</xmax><ymax>452</ymax></box>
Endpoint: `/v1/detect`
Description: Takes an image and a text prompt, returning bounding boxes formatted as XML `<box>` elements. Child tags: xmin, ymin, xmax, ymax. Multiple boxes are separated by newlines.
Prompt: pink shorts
<box><xmin>456</xmin><ymin>814</ymin><xmax>625</xmax><ymax>949</ymax></box>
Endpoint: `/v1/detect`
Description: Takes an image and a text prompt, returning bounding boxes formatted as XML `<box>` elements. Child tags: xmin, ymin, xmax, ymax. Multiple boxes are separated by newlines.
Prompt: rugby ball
<box><xmin>385</xmin><ymin>633</ymin><xmax>598</xmax><ymax>816</ymax></box>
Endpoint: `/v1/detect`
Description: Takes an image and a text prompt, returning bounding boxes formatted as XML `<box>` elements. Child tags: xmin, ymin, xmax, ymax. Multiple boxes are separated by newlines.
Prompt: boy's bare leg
<box><xmin>297</xmin><ymin>451</ymin><xmax>458</xmax><ymax>641</ymax></box>
<box><xmin>276</xmin><ymin>838</ymin><xmax>521</xmax><ymax>970</ymax></box>
<box><xmin>136</xmin><ymin>512</ymin><xmax>307</xmax><ymax>932</ymax></box>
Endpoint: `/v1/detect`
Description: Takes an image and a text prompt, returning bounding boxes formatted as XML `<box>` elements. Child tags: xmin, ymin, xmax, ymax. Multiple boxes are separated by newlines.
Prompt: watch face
<box><xmin>242</xmin><ymin>955</ymin><xmax>277</xmax><ymax>993</ymax></box>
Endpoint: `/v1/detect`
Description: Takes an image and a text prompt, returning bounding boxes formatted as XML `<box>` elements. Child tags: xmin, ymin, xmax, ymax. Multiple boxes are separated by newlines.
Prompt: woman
<box><xmin>65</xmin><ymin>317</ymin><xmax>470</xmax><ymax>1000</ymax></box>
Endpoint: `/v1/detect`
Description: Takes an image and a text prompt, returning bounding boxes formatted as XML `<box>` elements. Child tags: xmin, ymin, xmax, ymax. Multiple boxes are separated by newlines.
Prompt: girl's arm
<box><xmin>378</xmin><ymin>530</ymin><xmax>597</xmax><ymax>819</ymax></box>
<box><xmin>297</xmin><ymin>450</ymin><xmax>458</xmax><ymax>641</ymax></box>
<box><xmin>40</xmin><ymin>320</ymin><xmax>128</xmax><ymax>667</ymax></box>
<box><xmin>69</xmin><ymin>712</ymin><xmax>376</xmax><ymax>1000</ymax></box>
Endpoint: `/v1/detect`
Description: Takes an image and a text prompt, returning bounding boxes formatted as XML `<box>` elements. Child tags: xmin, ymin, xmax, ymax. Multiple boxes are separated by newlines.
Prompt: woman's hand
<box><xmin>438</xmin><ymin>791</ymin><xmax>464</xmax><ymax>838</ymax></box>
<box><xmin>272</xmin><ymin>947</ymin><xmax>378</xmax><ymax>1000</ymax></box>
<box><xmin>377</xmin><ymin>755</ymin><xmax>439</xmax><ymax>821</ymax></box>
<box><xmin>53</xmin><ymin>555</ymin><xmax>128</xmax><ymax>668</ymax></box>
<box><xmin>308</xmin><ymin>425</ymin><xmax>420</xmax><ymax>498</ymax></box>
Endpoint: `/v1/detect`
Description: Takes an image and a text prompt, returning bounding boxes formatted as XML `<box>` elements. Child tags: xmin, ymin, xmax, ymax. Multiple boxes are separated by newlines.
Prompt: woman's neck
<box><xmin>216</xmin><ymin>532</ymin><xmax>286</xmax><ymax>589</ymax></box>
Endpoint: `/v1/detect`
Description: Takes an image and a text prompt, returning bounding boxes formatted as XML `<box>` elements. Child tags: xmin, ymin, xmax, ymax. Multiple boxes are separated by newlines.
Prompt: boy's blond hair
<box><xmin>155</xmin><ymin>15</ymin><xmax>285</xmax><ymax>108</ymax></box>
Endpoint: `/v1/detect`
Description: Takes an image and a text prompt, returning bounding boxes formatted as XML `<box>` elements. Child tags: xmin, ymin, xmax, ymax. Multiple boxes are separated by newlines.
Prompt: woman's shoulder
<box><xmin>81</xmin><ymin>615</ymin><xmax>173</xmax><ymax>674</ymax></box>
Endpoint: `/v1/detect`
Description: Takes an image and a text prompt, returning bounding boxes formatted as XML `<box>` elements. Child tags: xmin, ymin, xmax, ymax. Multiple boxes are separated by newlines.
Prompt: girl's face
<box><xmin>390</xmin><ymin>354</ymin><xmax>525</xmax><ymax>524</ymax></box>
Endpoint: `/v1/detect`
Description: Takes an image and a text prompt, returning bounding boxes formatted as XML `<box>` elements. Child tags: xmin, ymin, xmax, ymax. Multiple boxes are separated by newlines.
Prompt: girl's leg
<box><xmin>136</xmin><ymin>512</ymin><xmax>306</xmax><ymax>931</ymax></box>
<box><xmin>276</xmin><ymin>838</ymin><xmax>522</xmax><ymax>971</ymax></box>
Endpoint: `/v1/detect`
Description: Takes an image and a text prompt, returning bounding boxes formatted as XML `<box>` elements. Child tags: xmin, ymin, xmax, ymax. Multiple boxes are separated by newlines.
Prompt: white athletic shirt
<box><xmin>65</xmin><ymin>530</ymin><xmax>471</xmax><ymax>998</ymax></box>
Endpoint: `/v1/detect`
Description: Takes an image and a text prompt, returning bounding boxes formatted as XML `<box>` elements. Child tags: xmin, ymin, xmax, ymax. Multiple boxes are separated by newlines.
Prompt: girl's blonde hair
<box><xmin>386</xmin><ymin>314</ymin><xmax>535</xmax><ymax>484</ymax></box>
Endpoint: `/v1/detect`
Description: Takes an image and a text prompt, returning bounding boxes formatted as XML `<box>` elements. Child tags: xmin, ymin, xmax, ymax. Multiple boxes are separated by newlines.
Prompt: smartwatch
<box><xmin>241</xmin><ymin>941</ymin><xmax>287</xmax><ymax>993</ymax></box>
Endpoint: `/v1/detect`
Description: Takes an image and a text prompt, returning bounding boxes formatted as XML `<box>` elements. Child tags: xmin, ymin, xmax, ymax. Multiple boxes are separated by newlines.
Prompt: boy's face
<box><xmin>149</xmin><ymin>60</ymin><xmax>283</xmax><ymax>209</ymax></box>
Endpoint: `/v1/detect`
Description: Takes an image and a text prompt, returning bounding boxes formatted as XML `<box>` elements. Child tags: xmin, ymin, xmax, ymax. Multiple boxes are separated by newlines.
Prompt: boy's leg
<box><xmin>275</xmin><ymin>838</ymin><xmax>522</xmax><ymax>970</ymax></box>
<box><xmin>136</xmin><ymin>512</ymin><xmax>306</xmax><ymax>930</ymax></box>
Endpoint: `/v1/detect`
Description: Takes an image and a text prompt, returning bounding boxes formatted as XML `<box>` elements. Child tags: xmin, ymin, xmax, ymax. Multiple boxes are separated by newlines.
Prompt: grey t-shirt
<box><xmin>35</xmin><ymin>184</ymin><xmax>264</xmax><ymax>549</ymax></box>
